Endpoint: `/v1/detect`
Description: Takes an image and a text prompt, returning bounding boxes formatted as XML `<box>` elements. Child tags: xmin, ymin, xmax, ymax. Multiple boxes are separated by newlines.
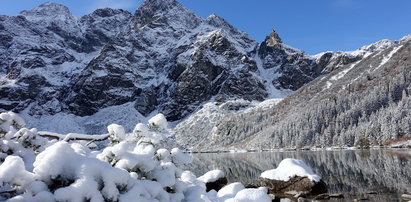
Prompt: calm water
<box><xmin>183</xmin><ymin>149</ymin><xmax>411</xmax><ymax>202</ymax></box>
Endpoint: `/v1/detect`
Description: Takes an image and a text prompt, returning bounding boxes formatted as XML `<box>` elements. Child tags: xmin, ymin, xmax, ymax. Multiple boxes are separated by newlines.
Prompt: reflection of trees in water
<box><xmin>183</xmin><ymin>150</ymin><xmax>411</xmax><ymax>200</ymax></box>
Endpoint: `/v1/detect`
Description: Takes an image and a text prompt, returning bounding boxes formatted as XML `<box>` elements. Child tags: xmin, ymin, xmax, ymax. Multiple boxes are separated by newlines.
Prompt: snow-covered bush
<box><xmin>107</xmin><ymin>124</ymin><xmax>127</xmax><ymax>145</ymax></box>
<box><xmin>0</xmin><ymin>112</ymin><xmax>271</xmax><ymax>201</ymax></box>
<box><xmin>0</xmin><ymin>112</ymin><xmax>25</xmax><ymax>135</ymax></box>
<box><xmin>148</xmin><ymin>113</ymin><xmax>168</xmax><ymax>131</ymax></box>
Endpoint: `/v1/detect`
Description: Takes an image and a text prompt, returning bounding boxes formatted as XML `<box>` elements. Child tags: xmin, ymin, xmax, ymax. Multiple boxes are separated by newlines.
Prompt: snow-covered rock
<box><xmin>198</xmin><ymin>170</ymin><xmax>225</xmax><ymax>183</ymax></box>
<box><xmin>260</xmin><ymin>158</ymin><xmax>320</xmax><ymax>182</ymax></box>
<box><xmin>198</xmin><ymin>169</ymin><xmax>228</xmax><ymax>192</ymax></box>
<box><xmin>259</xmin><ymin>158</ymin><xmax>327</xmax><ymax>196</ymax></box>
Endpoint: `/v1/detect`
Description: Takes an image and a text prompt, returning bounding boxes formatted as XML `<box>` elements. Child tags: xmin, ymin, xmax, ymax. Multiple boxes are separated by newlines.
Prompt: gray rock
<box><xmin>259</xmin><ymin>176</ymin><xmax>327</xmax><ymax>196</ymax></box>
<box><xmin>313</xmin><ymin>193</ymin><xmax>344</xmax><ymax>200</ymax></box>
<box><xmin>402</xmin><ymin>194</ymin><xmax>411</xmax><ymax>200</ymax></box>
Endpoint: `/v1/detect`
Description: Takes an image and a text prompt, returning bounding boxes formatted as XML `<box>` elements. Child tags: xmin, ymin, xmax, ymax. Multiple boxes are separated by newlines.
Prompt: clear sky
<box><xmin>1</xmin><ymin>0</ymin><xmax>411</xmax><ymax>54</ymax></box>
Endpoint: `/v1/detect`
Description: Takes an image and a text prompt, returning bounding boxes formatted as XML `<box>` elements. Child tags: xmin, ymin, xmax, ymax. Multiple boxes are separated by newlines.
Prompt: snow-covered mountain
<box><xmin>2</xmin><ymin>0</ymin><xmax>410</xmax><ymax>150</ymax></box>
<box><xmin>0</xmin><ymin>0</ymin><xmax>325</xmax><ymax>133</ymax></box>
<box><xmin>178</xmin><ymin>36</ymin><xmax>411</xmax><ymax>151</ymax></box>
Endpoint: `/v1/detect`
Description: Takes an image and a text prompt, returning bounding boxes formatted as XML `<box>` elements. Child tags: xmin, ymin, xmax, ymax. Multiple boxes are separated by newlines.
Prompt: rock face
<box><xmin>0</xmin><ymin>2</ymin><xmax>132</xmax><ymax>120</ymax></box>
<box><xmin>258</xmin><ymin>29</ymin><xmax>321</xmax><ymax>91</ymax></box>
<box><xmin>0</xmin><ymin>0</ymin><xmax>328</xmax><ymax>132</ymax></box>
<box><xmin>259</xmin><ymin>176</ymin><xmax>327</xmax><ymax>196</ymax></box>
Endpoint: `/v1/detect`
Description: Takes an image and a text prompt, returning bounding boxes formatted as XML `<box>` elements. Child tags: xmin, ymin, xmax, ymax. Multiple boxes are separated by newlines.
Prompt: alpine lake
<box><xmin>183</xmin><ymin>149</ymin><xmax>411</xmax><ymax>202</ymax></box>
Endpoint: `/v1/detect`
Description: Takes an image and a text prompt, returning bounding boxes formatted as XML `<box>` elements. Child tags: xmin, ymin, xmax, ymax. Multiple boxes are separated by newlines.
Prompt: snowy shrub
<box><xmin>0</xmin><ymin>112</ymin><xmax>25</xmax><ymax>134</ymax></box>
<box><xmin>148</xmin><ymin>113</ymin><xmax>168</xmax><ymax>131</ymax></box>
<box><xmin>0</xmin><ymin>112</ymin><xmax>271</xmax><ymax>201</ymax></box>
<box><xmin>107</xmin><ymin>124</ymin><xmax>127</xmax><ymax>144</ymax></box>
<box><xmin>0</xmin><ymin>156</ymin><xmax>35</xmax><ymax>191</ymax></box>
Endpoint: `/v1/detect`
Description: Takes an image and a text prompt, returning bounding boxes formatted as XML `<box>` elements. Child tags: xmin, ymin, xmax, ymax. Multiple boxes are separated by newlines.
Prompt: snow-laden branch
<box><xmin>37</xmin><ymin>131</ymin><xmax>109</xmax><ymax>141</ymax></box>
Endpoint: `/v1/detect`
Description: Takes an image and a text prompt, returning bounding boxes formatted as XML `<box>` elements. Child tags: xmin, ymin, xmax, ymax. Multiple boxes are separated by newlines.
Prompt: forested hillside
<box><xmin>182</xmin><ymin>36</ymin><xmax>411</xmax><ymax>151</ymax></box>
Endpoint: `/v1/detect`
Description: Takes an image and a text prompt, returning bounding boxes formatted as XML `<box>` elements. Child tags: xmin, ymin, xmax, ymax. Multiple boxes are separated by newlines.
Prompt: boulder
<box><xmin>259</xmin><ymin>176</ymin><xmax>327</xmax><ymax>196</ymax></box>
<box><xmin>259</xmin><ymin>158</ymin><xmax>327</xmax><ymax>196</ymax></box>
<box><xmin>402</xmin><ymin>194</ymin><xmax>411</xmax><ymax>200</ymax></box>
<box><xmin>198</xmin><ymin>169</ymin><xmax>228</xmax><ymax>192</ymax></box>
<box><xmin>205</xmin><ymin>177</ymin><xmax>228</xmax><ymax>192</ymax></box>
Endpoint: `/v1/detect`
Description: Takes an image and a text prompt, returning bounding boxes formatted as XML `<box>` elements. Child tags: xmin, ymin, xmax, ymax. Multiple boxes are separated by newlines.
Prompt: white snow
<box><xmin>133</xmin><ymin>123</ymin><xmax>149</xmax><ymax>135</ymax></box>
<box><xmin>374</xmin><ymin>45</ymin><xmax>403</xmax><ymax>71</ymax></box>
<box><xmin>389</xmin><ymin>140</ymin><xmax>411</xmax><ymax>148</ymax></box>
<box><xmin>172</xmin><ymin>98</ymin><xmax>283</xmax><ymax>150</ymax></box>
<box><xmin>171</xmin><ymin>148</ymin><xmax>193</xmax><ymax>165</ymax></box>
<box><xmin>20</xmin><ymin>102</ymin><xmax>145</xmax><ymax>135</ymax></box>
<box><xmin>217</xmin><ymin>182</ymin><xmax>245</xmax><ymax>198</ymax></box>
<box><xmin>260</xmin><ymin>158</ymin><xmax>321</xmax><ymax>182</ymax></box>
<box><xmin>225</xmin><ymin>187</ymin><xmax>271</xmax><ymax>202</ymax></box>
<box><xmin>198</xmin><ymin>170</ymin><xmax>225</xmax><ymax>183</ymax></box>
<box><xmin>0</xmin><ymin>112</ymin><xmax>25</xmax><ymax>132</ymax></box>
<box><xmin>0</xmin><ymin>156</ymin><xmax>35</xmax><ymax>189</ymax></box>
<box><xmin>254</xmin><ymin>51</ymin><xmax>292</xmax><ymax>99</ymax></box>
<box><xmin>330</xmin><ymin>61</ymin><xmax>360</xmax><ymax>82</ymax></box>
<box><xmin>148</xmin><ymin>113</ymin><xmax>168</xmax><ymax>131</ymax></box>
<box><xmin>107</xmin><ymin>123</ymin><xmax>126</xmax><ymax>141</ymax></box>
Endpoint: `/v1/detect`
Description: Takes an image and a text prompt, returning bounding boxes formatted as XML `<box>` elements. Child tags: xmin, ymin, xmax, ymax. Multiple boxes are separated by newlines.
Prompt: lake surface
<box><xmin>183</xmin><ymin>149</ymin><xmax>411</xmax><ymax>202</ymax></box>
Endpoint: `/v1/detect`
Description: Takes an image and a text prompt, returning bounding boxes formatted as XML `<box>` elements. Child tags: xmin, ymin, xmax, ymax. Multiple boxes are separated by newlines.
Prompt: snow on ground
<box><xmin>260</xmin><ymin>158</ymin><xmax>321</xmax><ymax>182</ymax></box>
<box><xmin>374</xmin><ymin>45</ymin><xmax>403</xmax><ymax>72</ymax></box>
<box><xmin>206</xmin><ymin>183</ymin><xmax>271</xmax><ymax>202</ymax></box>
<box><xmin>20</xmin><ymin>102</ymin><xmax>146</xmax><ymax>135</ymax></box>
<box><xmin>323</xmin><ymin>60</ymin><xmax>360</xmax><ymax>90</ymax></box>
<box><xmin>329</xmin><ymin>61</ymin><xmax>360</xmax><ymax>82</ymax></box>
<box><xmin>172</xmin><ymin>98</ymin><xmax>283</xmax><ymax>150</ymax></box>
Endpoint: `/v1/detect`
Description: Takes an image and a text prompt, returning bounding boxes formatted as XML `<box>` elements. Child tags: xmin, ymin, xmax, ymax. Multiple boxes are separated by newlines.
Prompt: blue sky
<box><xmin>1</xmin><ymin>0</ymin><xmax>410</xmax><ymax>54</ymax></box>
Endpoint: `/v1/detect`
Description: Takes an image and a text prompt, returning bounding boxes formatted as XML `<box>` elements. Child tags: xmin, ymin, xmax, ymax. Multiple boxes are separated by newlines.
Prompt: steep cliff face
<box><xmin>0</xmin><ymin>0</ymin><xmax>324</xmax><ymax>133</ymax></box>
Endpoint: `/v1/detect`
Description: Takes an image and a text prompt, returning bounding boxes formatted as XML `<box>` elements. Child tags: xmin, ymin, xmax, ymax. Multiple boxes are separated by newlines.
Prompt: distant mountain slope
<box><xmin>0</xmin><ymin>0</ymin><xmax>326</xmax><ymax>133</ymax></box>
<box><xmin>185</xmin><ymin>36</ymin><xmax>411</xmax><ymax>151</ymax></box>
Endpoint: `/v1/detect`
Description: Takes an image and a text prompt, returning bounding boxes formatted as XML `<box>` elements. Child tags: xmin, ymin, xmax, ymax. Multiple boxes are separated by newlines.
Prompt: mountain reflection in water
<box><xmin>183</xmin><ymin>149</ymin><xmax>411</xmax><ymax>201</ymax></box>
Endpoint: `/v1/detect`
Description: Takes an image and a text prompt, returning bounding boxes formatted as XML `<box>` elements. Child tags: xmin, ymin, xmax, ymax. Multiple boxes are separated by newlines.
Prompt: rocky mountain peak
<box><xmin>206</xmin><ymin>13</ymin><xmax>236</xmax><ymax>32</ymax></box>
<box><xmin>358</xmin><ymin>39</ymin><xmax>395</xmax><ymax>53</ymax></box>
<box><xmin>265</xmin><ymin>29</ymin><xmax>283</xmax><ymax>48</ymax></box>
<box><xmin>133</xmin><ymin>0</ymin><xmax>180</xmax><ymax>28</ymax></box>
<box><xmin>88</xmin><ymin>8</ymin><xmax>131</xmax><ymax>18</ymax></box>
<box><xmin>20</xmin><ymin>2</ymin><xmax>73</xmax><ymax>21</ymax></box>
<box><xmin>0</xmin><ymin>0</ymin><xmax>346</xmax><ymax>134</ymax></box>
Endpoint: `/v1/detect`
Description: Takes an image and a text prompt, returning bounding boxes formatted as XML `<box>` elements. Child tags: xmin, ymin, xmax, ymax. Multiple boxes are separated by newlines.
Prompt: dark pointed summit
<box><xmin>258</xmin><ymin>29</ymin><xmax>284</xmax><ymax>57</ymax></box>
<box><xmin>265</xmin><ymin>29</ymin><xmax>283</xmax><ymax>48</ymax></box>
